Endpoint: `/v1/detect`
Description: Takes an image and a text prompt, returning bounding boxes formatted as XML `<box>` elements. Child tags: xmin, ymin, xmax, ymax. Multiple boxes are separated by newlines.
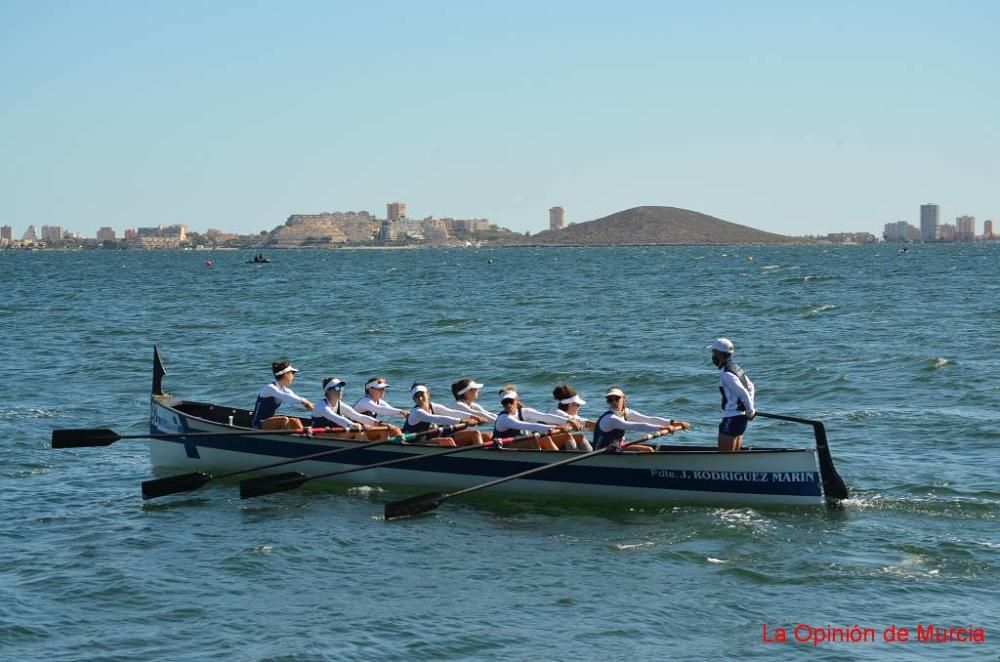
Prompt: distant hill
<box><xmin>508</xmin><ymin>206</ymin><xmax>793</xmax><ymax>245</ymax></box>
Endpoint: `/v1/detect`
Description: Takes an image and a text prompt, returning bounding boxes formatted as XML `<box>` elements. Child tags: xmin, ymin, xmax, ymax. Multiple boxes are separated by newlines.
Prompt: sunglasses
<box><xmin>606</xmin><ymin>395</ymin><xmax>622</xmax><ymax>402</ymax></box>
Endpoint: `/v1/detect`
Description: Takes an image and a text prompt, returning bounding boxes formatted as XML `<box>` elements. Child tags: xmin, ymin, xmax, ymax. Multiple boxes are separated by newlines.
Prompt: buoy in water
<box><xmin>205</xmin><ymin>260</ymin><xmax>213</xmax><ymax>268</ymax></box>
<box><xmin>747</xmin><ymin>255</ymin><xmax>754</xmax><ymax>262</ymax></box>
<box><xmin>488</xmin><ymin>259</ymin><xmax>495</xmax><ymax>264</ymax></box>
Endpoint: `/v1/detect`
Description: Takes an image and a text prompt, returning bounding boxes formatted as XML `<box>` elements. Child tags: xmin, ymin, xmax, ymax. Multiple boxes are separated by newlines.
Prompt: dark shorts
<box><xmin>719</xmin><ymin>415</ymin><xmax>748</xmax><ymax>437</ymax></box>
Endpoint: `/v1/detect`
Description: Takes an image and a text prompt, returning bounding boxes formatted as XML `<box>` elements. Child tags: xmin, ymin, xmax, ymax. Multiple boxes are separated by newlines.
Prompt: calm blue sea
<box><xmin>1</xmin><ymin>244</ymin><xmax>997</xmax><ymax>661</ymax></box>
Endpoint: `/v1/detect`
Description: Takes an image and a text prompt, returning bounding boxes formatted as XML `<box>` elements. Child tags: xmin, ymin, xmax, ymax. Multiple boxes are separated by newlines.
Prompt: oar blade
<box><xmin>51</xmin><ymin>428</ymin><xmax>121</xmax><ymax>448</ymax></box>
<box><xmin>239</xmin><ymin>472</ymin><xmax>310</xmax><ymax>499</ymax></box>
<box><xmin>141</xmin><ymin>472</ymin><xmax>212</xmax><ymax>499</ymax></box>
<box><xmin>384</xmin><ymin>491</ymin><xmax>446</xmax><ymax>520</ymax></box>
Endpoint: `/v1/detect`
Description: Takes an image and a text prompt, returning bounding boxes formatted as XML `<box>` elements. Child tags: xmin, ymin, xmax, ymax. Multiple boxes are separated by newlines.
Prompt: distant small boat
<box><xmin>247</xmin><ymin>253</ymin><xmax>271</xmax><ymax>264</ymax></box>
<box><xmin>899</xmin><ymin>246</ymin><xmax>909</xmax><ymax>254</ymax></box>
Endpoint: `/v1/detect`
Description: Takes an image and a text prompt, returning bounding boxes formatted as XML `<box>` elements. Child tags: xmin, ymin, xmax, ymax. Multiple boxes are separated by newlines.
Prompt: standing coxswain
<box><xmin>493</xmin><ymin>386</ymin><xmax>574</xmax><ymax>451</ymax></box>
<box><xmin>250</xmin><ymin>361</ymin><xmax>315</xmax><ymax>430</ymax></box>
<box><xmin>709</xmin><ymin>337</ymin><xmax>756</xmax><ymax>452</ymax></box>
<box><xmin>404</xmin><ymin>383</ymin><xmax>484</xmax><ymax>447</ymax></box>
<box><xmin>593</xmin><ymin>387</ymin><xmax>687</xmax><ymax>452</ymax></box>
<box><xmin>352</xmin><ymin>377</ymin><xmax>409</xmax><ymax>421</ymax></box>
<box><xmin>312</xmin><ymin>377</ymin><xmax>401</xmax><ymax>440</ymax></box>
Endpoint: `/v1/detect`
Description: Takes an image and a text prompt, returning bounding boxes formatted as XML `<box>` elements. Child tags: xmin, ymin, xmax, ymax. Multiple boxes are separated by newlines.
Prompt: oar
<box><xmin>755</xmin><ymin>411</ymin><xmax>849</xmax><ymax>501</ymax></box>
<box><xmin>50</xmin><ymin>425</ymin><xmax>382</xmax><ymax>449</ymax></box>
<box><xmin>140</xmin><ymin>424</ymin><xmax>468</xmax><ymax>500</ymax></box>
<box><xmin>384</xmin><ymin>425</ymin><xmax>683</xmax><ymax>520</ymax></box>
<box><xmin>238</xmin><ymin>431</ymin><xmax>545</xmax><ymax>500</ymax></box>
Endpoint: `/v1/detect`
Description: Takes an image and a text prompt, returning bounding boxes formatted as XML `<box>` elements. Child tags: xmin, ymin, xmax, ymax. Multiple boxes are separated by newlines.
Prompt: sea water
<box><xmin>1</xmin><ymin>244</ymin><xmax>997</xmax><ymax>660</ymax></box>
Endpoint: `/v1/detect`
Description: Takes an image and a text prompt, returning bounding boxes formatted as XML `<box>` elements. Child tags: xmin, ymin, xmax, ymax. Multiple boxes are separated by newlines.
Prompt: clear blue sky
<box><xmin>2</xmin><ymin>1</ymin><xmax>998</xmax><ymax>237</ymax></box>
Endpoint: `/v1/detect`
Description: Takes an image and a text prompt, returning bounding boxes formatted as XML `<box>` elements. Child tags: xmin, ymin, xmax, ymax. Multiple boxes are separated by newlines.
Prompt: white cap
<box><xmin>365</xmin><ymin>379</ymin><xmax>389</xmax><ymax>391</ymax></box>
<box><xmin>559</xmin><ymin>394</ymin><xmax>586</xmax><ymax>406</ymax></box>
<box><xmin>709</xmin><ymin>338</ymin><xmax>735</xmax><ymax>354</ymax></box>
<box><xmin>499</xmin><ymin>390</ymin><xmax>519</xmax><ymax>402</ymax></box>
<box><xmin>605</xmin><ymin>387</ymin><xmax>625</xmax><ymax>398</ymax></box>
<box><xmin>410</xmin><ymin>384</ymin><xmax>428</xmax><ymax>396</ymax></box>
<box><xmin>457</xmin><ymin>380</ymin><xmax>484</xmax><ymax>396</ymax></box>
<box><xmin>323</xmin><ymin>378</ymin><xmax>346</xmax><ymax>392</ymax></box>
<box><xmin>274</xmin><ymin>365</ymin><xmax>299</xmax><ymax>377</ymax></box>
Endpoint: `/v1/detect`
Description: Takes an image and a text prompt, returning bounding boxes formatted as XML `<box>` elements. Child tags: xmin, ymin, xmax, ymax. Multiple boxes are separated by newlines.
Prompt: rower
<box><xmin>451</xmin><ymin>378</ymin><xmax>497</xmax><ymax>426</ymax></box>
<box><xmin>312</xmin><ymin>377</ymin><xmax>401</xmax><ymax>440</ymax></box>
<box><xmin>404</xmin><ymin>383</ymin><xmax>484</xmax><ymax>447</ymax></box>
<box><xmin>352</xmin><ymin>377</ymin><xmax>409</xmax><ymax>421</ymax></box>
<box><xmin>593</xmin><ymin>387</ymin><xmax>687</xmax><ymax>452</ymax></box>
<box><xmin>250</xmin><ymin>361</ymin><xmax>315</xmax><ymax>430</ymax></box>
<box><xmin>493</xmin><ymin>386</ymin><xmax>573</xmax><ymax>451</ymax></box>
<box><xmin>545</xmin><ymin>384</ymin><xmax>594</xmax><ymax>451</ymax></box>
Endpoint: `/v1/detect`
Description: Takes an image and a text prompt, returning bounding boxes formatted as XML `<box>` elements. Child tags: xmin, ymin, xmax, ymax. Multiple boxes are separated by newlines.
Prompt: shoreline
<box><xmin>2</xmin><ymin>241</ymin><xmax>994</xmax><ymax>253</ymax></box>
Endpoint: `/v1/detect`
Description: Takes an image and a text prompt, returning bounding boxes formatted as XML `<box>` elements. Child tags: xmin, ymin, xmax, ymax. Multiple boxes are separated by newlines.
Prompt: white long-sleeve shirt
<box><xmin>258</xmin><ymin>382</ymin><xmax>308</xmax><ymax>407</ymax></box>
<box><xmin>494</xmin><ymin>412</ymin><xmax>554</xmax><ymax>435</ymax></box>
<box><xmin>314</xmin><ymin>399</ymin><xmax>378</xmax><ymax>428</ymax></box>
<box><xmin>353</xmin><ymin>394</ymin><xmax>407</xmax><ymax>419</ymax></box>
<box><xmin>544</xmin><ymin>408</ymin><xmax>593</xmax><ymax>451</ymax></box>
<box><xmin>719</xmin><ymin>363</ymin><xmax>756</xmax><ymax>418</ymax></box>
<box><xmin>451</xmin><ymin>400</ymin><xmax>497</xmax><ymax>422</ymax></box>
<box><xmin>597</xmin><ymin>408</ymin><xmax>671</xmax><ymax>436</ymax></box>
<box><xmin>545</xmin><ymin>407</ymin><xmax>592</xmax><ymax>428</ymax></box>
<box><xmin>251</xmin><ymin>382</ymin><xmax>310</xmax><ymax>427</ymax></box>
<box><xmin>493</xmin><ymin>405</ymin><xmax>564</xmax><ymax>436</ymax></box>
<box><xmin>405</xmin><ymin>403</ymin><xmax>466</xmax><ymax>428</ymax></box>
<box><xmin>520</xmin><ymin>406</ymin><xmax>566</xmax><ymax>425</ymax></box>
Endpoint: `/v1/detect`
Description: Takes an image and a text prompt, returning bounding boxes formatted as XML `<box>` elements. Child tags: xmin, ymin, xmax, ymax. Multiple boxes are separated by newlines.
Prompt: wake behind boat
<box><xmin>129</xmin><ymin>348</ymin><xmax>849</xmax><ymax>509</ymax></box>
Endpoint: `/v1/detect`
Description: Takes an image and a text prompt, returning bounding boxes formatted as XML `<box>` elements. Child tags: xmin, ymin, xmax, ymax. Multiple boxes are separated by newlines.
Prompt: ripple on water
<box><xmin>3</xmin><ymin>245</ymin><xmax>1000</xmax><ymax>659</ymax></box>
<box><xmin>928</xmin><ymin>356</ymin><xmax>951</xmax><ymax>369</ymax></box>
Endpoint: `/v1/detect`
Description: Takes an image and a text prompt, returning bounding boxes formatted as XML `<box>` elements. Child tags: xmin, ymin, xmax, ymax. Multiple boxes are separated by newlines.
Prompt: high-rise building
<box><xmin>0</xmin><ymin>225</ymin><xmax>11</xmax><ymax>241</ymax></box>
<box><xmin>955</xmin><ymin>216</ymin><xmax>975</xmax><ymax>241</ymax></box>
<box><xmin>883</xmin><ymin>220</ymin><xmax>919</xmax><ymax>242</ymax></box>
<box><xmin>22</xmin><ymin>225</ymin><xmax>37</xmax><ymax>241</ymax></box>
<box><xmin>96</xmin><ymin>227</ymin><xmax>116</xmax><ymax>242</ymax></box>
<box><xmin>41</xmin><ymin>225</ymin><xmax>64</xmax><ymax>242</ymax></box>
<box><xmin>379</xmin><ymin>219</ymin><xmax>396</xmax><ymax>242</ymax></box>
<box><xmin>387</xmin><ymin>202</ymin><xmax>407</xmax><ymax>221</ymax></box>
<box><xmin>549</xmin><ymin>207</ymin><xmax>565</xmax><ymax>231</ymax></box>
<box><xmin>985</xmin><ymin>220</ymin><xmax>995</xmax><ymax>238</ymax></box>
<box><xmin>919</xmin><ymin>204</ymin><xmax>939</xmax><ymax>241</ymax></box>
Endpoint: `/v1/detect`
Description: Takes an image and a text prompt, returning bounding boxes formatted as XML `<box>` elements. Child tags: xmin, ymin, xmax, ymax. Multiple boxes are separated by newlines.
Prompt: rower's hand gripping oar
<box><xmin>49</xmin><ymin>424</ymin><xmax>389</xmax><ymax>449</ymax></box>
<box><xmin>238</xmin><ymin>431</ymin><xmax>544</xmax><ymax>500</ymax></box>
<box><xmin>384</xmin><ymin>425</ymin><xmax>684</xmax><ymax>520</ymax></box>
<box><xmin>139</xmin><ymin>424</ymin><xmax>468</xmax><ymax>499</ymax></box>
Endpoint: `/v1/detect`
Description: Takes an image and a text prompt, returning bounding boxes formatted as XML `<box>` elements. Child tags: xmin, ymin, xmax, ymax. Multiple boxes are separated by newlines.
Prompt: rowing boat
<box><xmin>143</xmin><ymin>348</ymin><xmax>849</xmax><ymax>507</ymax></box>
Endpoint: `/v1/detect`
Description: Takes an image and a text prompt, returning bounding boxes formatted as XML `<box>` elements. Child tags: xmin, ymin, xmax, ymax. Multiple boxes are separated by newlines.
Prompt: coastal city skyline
<box><xmin>2</xmin><ymin>3</ymin><xmax>998</xmax><ymax>239</ymax></box>
<box><xmin>1</xmin><ymin>199</ymin><xmax>995</xmax><ymax>249</ymax></box>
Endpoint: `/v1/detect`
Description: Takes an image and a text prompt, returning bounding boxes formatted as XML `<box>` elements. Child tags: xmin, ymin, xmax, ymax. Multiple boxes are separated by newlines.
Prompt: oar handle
<box><xmin>611</xmin><ymin>423</ymin><xmax>685</xmax><ymax>451</ymax></box>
